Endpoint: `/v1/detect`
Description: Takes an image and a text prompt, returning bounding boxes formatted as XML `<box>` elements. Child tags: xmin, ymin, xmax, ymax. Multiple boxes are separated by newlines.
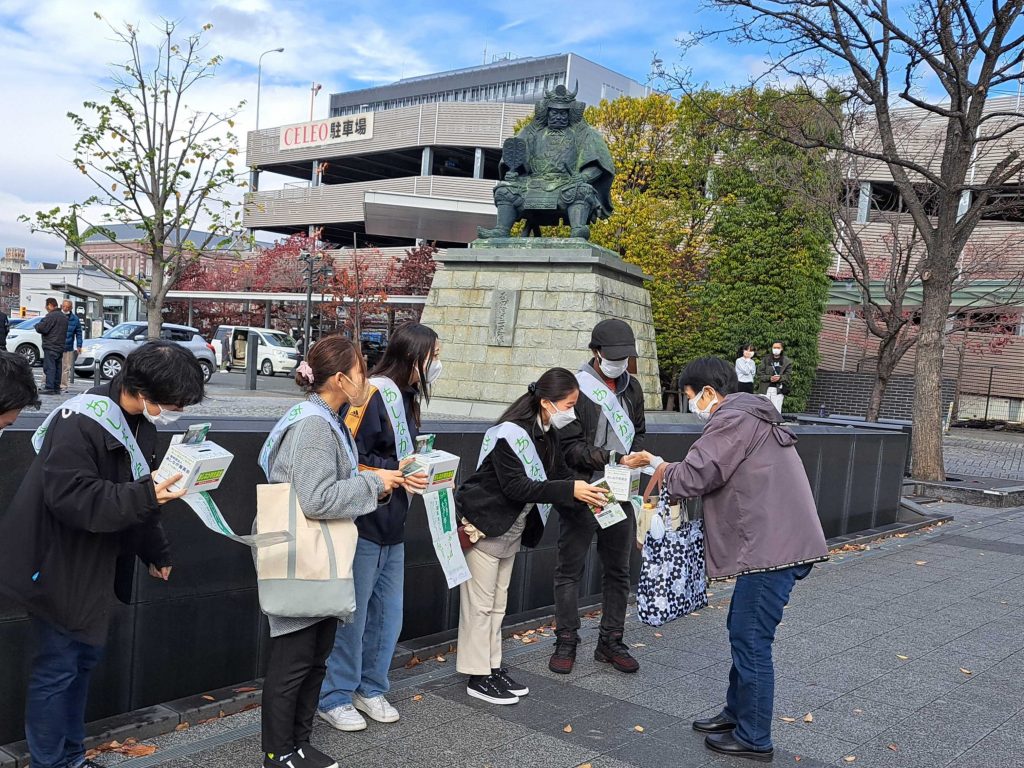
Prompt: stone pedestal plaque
<box><xmin>420</xmin><ymin>239</ymin><xmax>660</xmax><ymax>418</ymax></box>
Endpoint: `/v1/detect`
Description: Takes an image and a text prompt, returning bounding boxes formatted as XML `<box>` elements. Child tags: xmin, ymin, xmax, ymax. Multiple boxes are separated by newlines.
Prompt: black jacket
<box><xmin>456</xmin><ymin>417</ymin><xmax>576</xmax><ymax>549</ymax></box>
<box><xmin>556</xmin><ymin>360</ymin><xmax>647</xmax><ymax>481</ymax></box>
<box><xmin>757</xmin><ymin>353</ymin><xmax>793</xmax><ymax>395</ymax></box>
<box><xmin>0</xmin><ymin>380</ymin><xmax>169</xmax><ymax>645</ymax></box>
<box><xmin>0</xmin><ymin>311</ymin><xmax>8</xmax><ymax>347</ymax></box>
<box><xmin>348</xmin><ymin>386</ymin><xmax>419</xmax><ymax>546</ymax></box>
<box><xmin>36</xmin><ymin>308</ymin><xmax>69</xmax><ymax>353</ymax></box>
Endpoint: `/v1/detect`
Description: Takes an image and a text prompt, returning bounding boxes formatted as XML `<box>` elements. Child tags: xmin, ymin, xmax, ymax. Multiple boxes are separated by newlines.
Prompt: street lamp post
<box><xmin>256</xmin><ymin>47</ymin><xmax>284</xmax><ymax>131</ymax></box>
<box><xmin>298</xmin><ymin>248</ymin><xmax>332</xmax><ymax>359</ymax></box>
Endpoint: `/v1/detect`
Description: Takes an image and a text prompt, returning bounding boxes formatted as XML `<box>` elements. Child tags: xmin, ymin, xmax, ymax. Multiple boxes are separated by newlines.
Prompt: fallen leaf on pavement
<box><xmin>412</xmin><ymin>695</ymin><xmax>423</xmax><ymax>702</ymax></box>
<box><xmin>563</xmin><ymin>724</ymin><xmax>573</xmax><ymax>733</ymax></box>
<box><xmin>795</xmin><ymin>756</ymin><xmax>802</xmax><ymax>762</ymax></box>
<box><xmin>803</xmin><ymin>713</ymin><xmax>814</xmax><ymax>723</ymax></box>
<box><xmin>654</xmin><ymin>632</ymin><xmax>663</xmax><ymax>638</ymax></box>
<box><xmin>896</xmin><ymin>655</ymin><xmax>909</xmax><ymax>660</ymax></box>
<box><xmin>632</xmin><ymin>643</ymin><xmax>646</xmax><ymax>648</ymax></box>
<box><xmin>174</xmin><ymin>723</ymin><xmax>190</xmax><ymax>731</ymax></box>
<box><xmin>780</xmin><ymin>716</ymin><xmax>797</xmax><ymax>723</ymax></box>
<box><xmin>435</xmin><ymin>654</ymin><xmax>447</xmax><ymax>662</ymax></box>
<box><xmin>915</xmin><ymin>561</ymin><xmax>927</xmax><ymax>566</ymax></box>
<box><xmin>121</xmin><ymin>745</ymin><xmax>157</xmax><ymax>757</ymax></box>
<box><xmin>201</xmin><ymin>695</ymin><xmax>215</xmax><ymax>701</ymax></box>
<box><xmin>852</xmin><ymin>709</ymin><xmax>863</xmax><ymax>715</ymax></box>
<box><xmin>887</xmin><ymin>744</ymin><xmax>899</xmax><ymax>751</ymax></box>
<box><xmin>404</xmin><ymin>656</ymin><xmax>422</xmax><ymax>669</ymax></box>
<box><xmin>233</xmin><ymin>686</ymin><xmax>258</xmax><ymax>693</ymax></box>
<box><xmin>843</xmin><ymin>757</ymin><xmax>856</xmax><ymax>763</ymax></box>
<box><xmin>578</xmin><ymin>764</ymin><xmax>592</xmax><ymax>768</ymax></box>
<box><xmin>959</xmin><ymin>668</ymin><xmax>973</xmax><ymax>675</ymax></box>
<box><xmin>634</xmin><ymin>725</ymin><xmax>645</xmax><ymax>732</ymax></box>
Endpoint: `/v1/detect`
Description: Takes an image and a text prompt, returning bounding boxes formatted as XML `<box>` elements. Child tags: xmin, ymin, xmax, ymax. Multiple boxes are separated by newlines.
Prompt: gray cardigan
<box><xmin>263</xmin><ymin>401</ymin><xmax>385</xmax><ymax>636</ymax></box>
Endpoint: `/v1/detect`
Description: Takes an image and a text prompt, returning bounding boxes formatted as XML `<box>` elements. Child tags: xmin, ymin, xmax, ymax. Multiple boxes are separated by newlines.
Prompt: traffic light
<box><xmin>19</xmin><ymin>306</ymin><xmax>26</xmax><ymax>318</ymax></box>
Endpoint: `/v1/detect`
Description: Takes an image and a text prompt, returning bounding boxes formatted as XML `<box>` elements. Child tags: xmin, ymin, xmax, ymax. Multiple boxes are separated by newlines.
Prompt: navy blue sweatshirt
<box><xmin>348</xmin><ymin>386</ymin><xmax>419</xmax><ymax>546</ymax></box>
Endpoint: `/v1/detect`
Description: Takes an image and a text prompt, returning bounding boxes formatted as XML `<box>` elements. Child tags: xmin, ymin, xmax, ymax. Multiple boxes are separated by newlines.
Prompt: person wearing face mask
<box><xmin>550</xmin><ymin>318</ymin><xmax>654</xmax><ymax>675</ymax></box>
<box><xmin>454</xmin><ymin>368</ymin><xmax>608</xmax><ymax>704</ymax></box>
<box><xmin>0</xmin><ymin>350</ymin><xmax>41</xmax><ymax>436</ymax></box>
<box><xmin>259</xmin><ymin>335</ymin><xmax>408</xmax><ymax>768</ymax></box>
<box><xmin>0</xmin><ymin>341</ymin><xmax>204</xmax><ymax>768</ymax></box>
<box><xmin>317</xmin><ymin>323</ymin><xmax>435</xmax><ymax>732</ymax></box>
<box><xmin>757</xmin><ymin>341</ymin><xmax>793</xmax><ymax>412</ymax></box>
<box><xmin>647</xmin><ymin>357</ymin><xmax>827</xmax><ymax>762</ymax></box>
<box><xmin>734</xmin><ymin>343</ymin><xmax>757</xmax><ymax>394</ymax></box>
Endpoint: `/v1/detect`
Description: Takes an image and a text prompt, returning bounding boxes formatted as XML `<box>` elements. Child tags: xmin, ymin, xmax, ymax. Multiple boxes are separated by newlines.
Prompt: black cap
<box><xmin>590</xmin><ymin>318</ymin><xmax>637</xmax><ymax>360</ymax></box>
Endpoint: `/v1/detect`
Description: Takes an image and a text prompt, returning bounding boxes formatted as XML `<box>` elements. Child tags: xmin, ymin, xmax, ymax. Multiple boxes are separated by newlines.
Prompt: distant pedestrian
<box><xmin>0</xmin><ymin>341</ymin><xmax>204</xmax><ymax>768</ymax></box>
<box><xmin>648</xmin><ymin>357</ymin><xmax>828</xmax><ymax>762</ymax></box>
<box><xmin>0</xmin><ymin>350</ymin><xmax>41</xmax><ymax>434</ymax></box>
<box><xmin>60</xmin><ymin>300</ymin><xmax>83</xmax><ymax>393</ymax></box>
<box><xmin>734</xmin><ymin>343</ymin><xmax>757</xmax><ymax>394</ymax></box>
<box><xmin>455</xmin><ymin>369</ymin><xmax>607</xmax><ymax>705</ymax></box>
<box><xmin>35</xmin><ymin>298</ymin><xmax>69</xmax><ymax>395</ymax></box>
<box><xmin>0</xmin><ymin>305</ymin><xmax>9</xmax><ymax>352</ymax></box>
<box><xmin>757</xmin><ymin>341</ymin><xmax>792</xmax><ymax>413</ymax></box>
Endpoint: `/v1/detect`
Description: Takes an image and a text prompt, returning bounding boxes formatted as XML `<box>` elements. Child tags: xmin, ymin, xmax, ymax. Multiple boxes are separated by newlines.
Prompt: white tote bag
<box><xmin>765</xmin><ymin>387</ymin><xmax>785</xmax><ymax>414</ymax></box>
<box><xmin>255</xmin><ymin>435</ymin><xmax>359</xmax><ymax>620</ymax></box>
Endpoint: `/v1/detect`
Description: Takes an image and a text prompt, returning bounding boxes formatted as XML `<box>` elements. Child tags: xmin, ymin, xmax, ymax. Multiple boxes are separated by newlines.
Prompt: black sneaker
<box><xmin>491</xmin><ymin>667</ymin><xmax>529</xmax><ymax>696</ymax></box>
<box><xmin>466</xmin><ymin>674</ymin><xmax>520</xmax><ymax>705</ymax></box>
<box><xmin>296</xmin><ymin>743</ymin><xmax>338</xmax><ymax>768</ymax></box>
<box><xmin>264</xmin><ymin>752</ymin><xmax>300</xmax><ymax>768</ymax></box>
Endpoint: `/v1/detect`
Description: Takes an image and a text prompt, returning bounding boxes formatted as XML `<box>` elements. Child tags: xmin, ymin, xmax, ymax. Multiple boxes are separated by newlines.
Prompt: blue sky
<box><xmin>0</xmin><ymin>0</ymin><xmax>759</xmax><ymax>262</ymax></box>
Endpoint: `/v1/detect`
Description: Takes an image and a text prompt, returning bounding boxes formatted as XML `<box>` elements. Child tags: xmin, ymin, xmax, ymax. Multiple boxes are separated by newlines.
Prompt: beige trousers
<box><xmin>61</xmin><ymin>351</ymin><xmax>75</xmax><ymax>389</ymax></box>
<box><xmin>456</xmin><ymin>547</ymin><xmax>515</xmax><ymax>676</ymax></box>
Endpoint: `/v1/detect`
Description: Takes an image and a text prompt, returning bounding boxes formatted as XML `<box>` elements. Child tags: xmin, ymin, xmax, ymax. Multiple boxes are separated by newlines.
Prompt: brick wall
<box><xmin>807</xmin><ymin>370</ymin><xmax>956</xmax><ymax>421</ymax></box>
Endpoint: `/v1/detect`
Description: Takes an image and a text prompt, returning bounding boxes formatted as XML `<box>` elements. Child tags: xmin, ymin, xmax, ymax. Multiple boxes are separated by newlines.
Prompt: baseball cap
<box><xmin>590</xmin><ymin>318</ymin><xmax>637</xmax><ymax>359</ymax></box>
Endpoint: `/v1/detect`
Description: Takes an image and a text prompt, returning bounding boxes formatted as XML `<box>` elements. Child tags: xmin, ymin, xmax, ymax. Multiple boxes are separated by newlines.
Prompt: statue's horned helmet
<box><xmin>543</xmin><ymin>83</ymin><xmax>578</xmax><ymax>107</ymax></box>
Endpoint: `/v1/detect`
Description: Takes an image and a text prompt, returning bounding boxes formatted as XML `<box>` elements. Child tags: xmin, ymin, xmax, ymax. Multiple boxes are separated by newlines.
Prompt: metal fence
<box><xmin>954</xmin><ymin>360</ymin><xmax>1024</xmax><ymax>423</ymax></box>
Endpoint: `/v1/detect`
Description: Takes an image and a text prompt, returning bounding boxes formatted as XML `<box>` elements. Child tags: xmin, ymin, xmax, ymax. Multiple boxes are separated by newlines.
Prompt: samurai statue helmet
<box><xmin>535</xmin><ymin>82</ymin><xmax>586</xmax><ymax>125</ymax></box>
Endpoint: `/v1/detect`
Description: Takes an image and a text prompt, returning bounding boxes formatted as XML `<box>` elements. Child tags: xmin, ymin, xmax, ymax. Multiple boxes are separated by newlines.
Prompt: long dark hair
<box><xmin>370</xmin><ymin>322</ymin><xmax>438</xmax><ymax>426</ymax></box>
<box><xmin>737</xmin><ymin>341</ymin><xmax>755</xmax><ymax>359</ymax></box>
<box><xmin>498</xmin><ymin>367</ymin><xmax>578</xmax><ymax>424</ymax></box>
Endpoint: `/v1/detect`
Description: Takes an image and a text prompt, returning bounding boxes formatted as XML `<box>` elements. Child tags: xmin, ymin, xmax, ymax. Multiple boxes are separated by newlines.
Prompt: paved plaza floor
<box><xmin>82</xmin><ymin>500</ymin><xmax>1024</xmax><ymax>768</ymax></box>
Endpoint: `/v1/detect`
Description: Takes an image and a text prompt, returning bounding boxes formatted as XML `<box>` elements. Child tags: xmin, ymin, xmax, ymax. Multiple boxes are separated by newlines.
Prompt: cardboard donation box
<box><xmin>604</xmin><ymin>465</ymin><xmax>641</xmax><ymax>502</ymax></box>
<box><xmin>403</xmin><ymin>450</ymin><xmax>460</xmax><ymax>495</ymax></box>
<box><xmin>155</xmin><ymin>441</ymin><xmax>234</xmax><ymax>495</ymax></box>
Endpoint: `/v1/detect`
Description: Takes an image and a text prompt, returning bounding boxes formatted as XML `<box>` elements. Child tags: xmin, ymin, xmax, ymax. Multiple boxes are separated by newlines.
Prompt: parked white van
<box><xmin>211</xmin><ymin>326</ymin><xmax>300</xmax><ymax>376</ymax></box>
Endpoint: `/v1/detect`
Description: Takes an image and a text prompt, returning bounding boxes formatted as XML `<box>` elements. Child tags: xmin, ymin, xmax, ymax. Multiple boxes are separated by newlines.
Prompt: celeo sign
<box><xmin>279</xmin><ymin>112</ymin><xmax>374</xmax><ymax>151</ymax></box>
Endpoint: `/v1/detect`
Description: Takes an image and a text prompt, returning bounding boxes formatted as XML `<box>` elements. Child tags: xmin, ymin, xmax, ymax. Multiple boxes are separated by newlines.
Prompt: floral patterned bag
<box><xmin>636</xmin><ymin>484</ymin><xmax>708</xmax><ymax>627</ymax></box>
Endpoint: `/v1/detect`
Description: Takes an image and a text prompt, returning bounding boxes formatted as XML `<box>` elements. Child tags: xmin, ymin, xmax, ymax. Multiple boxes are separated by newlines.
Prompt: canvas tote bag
<box><xmin>255</xmin><ymin>420</ymin><xmax>359</xmax><ymax>620</ymax></box>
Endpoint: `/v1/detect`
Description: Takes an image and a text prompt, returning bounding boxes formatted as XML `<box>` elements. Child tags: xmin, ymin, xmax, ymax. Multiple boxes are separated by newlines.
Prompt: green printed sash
<box><xmin>575</xmin><ymin>371</ymin><xmax>635</xmax><ymax>454</ymax></box>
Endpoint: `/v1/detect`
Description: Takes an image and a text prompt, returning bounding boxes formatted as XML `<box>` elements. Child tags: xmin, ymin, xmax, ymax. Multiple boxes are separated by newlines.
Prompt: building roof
<box><xmin>83</xmin><ymin>224</ymin><xmax>271</xmax><ymax>250</ymax></box>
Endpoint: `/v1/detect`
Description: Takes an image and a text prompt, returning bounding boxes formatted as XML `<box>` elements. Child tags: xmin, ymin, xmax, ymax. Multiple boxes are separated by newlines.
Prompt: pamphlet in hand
<box><xmin>589</xmin><ymin>478</ymin><xmax>628</xmax><ymax>529</ymax></box>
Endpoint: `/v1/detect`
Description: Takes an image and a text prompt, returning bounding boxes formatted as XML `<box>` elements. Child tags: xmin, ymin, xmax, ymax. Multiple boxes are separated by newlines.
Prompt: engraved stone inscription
<box><xmin>488</xmin><ymin>289</ymin><xmax>520</xmax><ymax>347</ymax></box>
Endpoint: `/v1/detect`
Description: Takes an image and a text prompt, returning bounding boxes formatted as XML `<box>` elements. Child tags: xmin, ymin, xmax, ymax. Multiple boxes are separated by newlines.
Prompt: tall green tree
<box><xmin>689</xmin><ymin>91</ymin><xmax>834</xmax><ymax>411</ymax></box>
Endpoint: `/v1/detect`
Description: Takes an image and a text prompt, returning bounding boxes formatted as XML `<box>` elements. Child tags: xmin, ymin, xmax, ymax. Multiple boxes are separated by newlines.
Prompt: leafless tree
<box><xmin>658</xmin><ymin>0</ymin><xmax>1024</xmax><ymax>479</ymax></box>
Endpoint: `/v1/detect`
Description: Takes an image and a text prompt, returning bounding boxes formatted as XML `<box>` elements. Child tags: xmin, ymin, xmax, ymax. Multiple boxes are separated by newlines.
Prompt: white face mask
<box><xmin>426</xmin><ymin>359</ymin><xmax>443</xmax><ymax>384</ymax></box>
<box><xmin>142</xmin><ymin>400</ymin><xmax>183</xmax><ymax>426</ymax></box>
<box><xmin>546</xmin><ymin>402</ymin><xmax>577</xmax><ymax>430</ymax></box>
<box><xmin>688</xmin><ymin>388</ymin><xmax>718</xmax><ymax>422</ymax></box>
<box><xmin>772</xmin><ymin>348</ymin><xmax>782</xmax><ymax>357</ymax></box>
<box><xmin>598</xmin><ymin>355</ymin><xmax>629</xmax><ymax>379</ymax></box>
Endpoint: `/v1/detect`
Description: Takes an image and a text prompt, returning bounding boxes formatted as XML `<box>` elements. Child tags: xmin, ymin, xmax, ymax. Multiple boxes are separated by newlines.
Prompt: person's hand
<box><xmin>372</xmin><ymin>468</ymin><xmax>405</xmax><ymax>495</ymax></box>
<box><xmin>148</xmin><ymin>564</ymin><xmax>172</xmax><ymax>581</ymax></box>
<box><xmin>154</xmin><ymin>474</ymin><xmax>187</xmax><ymax>505</ymax></box>
<box><xmin>771</xmin><ymin>375</ymin><xmax>780</xmax><ymax>382</ymax></box>
<box><xmin>400</xmin><ymin>471</ymin><xmax>429</xmax><ymax>492</ymax></box>
<box><xmin>574</xmin><ymin>481</ymin><xmax>608</xmax><ymax>508</ymax></box>
<box><xmin>621</xmin><ymin>451</ymin><xmax>653</xmax><ymax>469</ymax></box>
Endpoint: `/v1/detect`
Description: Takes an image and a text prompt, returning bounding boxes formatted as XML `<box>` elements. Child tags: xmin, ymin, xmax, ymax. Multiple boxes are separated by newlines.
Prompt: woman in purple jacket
<box><xmin>648</xmin><ymin>357</ymin><xmax>828</xmax><ymax>762</ymax></box>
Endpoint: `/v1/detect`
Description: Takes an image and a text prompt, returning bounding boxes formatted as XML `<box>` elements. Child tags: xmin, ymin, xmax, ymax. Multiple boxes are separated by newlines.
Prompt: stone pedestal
<box><xmin>420</xmin><ymin>239</ymin><xmax>660</xmax><ymax>418</ymax></box>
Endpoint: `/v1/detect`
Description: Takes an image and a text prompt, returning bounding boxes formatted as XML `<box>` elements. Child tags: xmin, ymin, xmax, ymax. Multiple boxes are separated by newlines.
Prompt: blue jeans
<box><xmin>319</xmin><ymin>539</ymin><xmax>404</xmax><ymax>710</ymax></box>
<box><xmin>42</xmin><ymin>349</ymin><xmax>62</xmax><ymax>392</ymax></box>
<box><xmin>721</xmin><ymin>564</ymin><xmax>812</xmax><ymax>751</ymax></box>
<box><xmin>25</xmin><ymin>618</ymin><xmax>105</xmax><ymax>768</ymax></box>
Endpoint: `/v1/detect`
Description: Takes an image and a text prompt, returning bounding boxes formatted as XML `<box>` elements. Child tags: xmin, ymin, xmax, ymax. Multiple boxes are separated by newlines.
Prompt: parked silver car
<box><xmin>75</xmin><ymin>322</ymin><xmax>217</xmax><ymax>382</ymax></box>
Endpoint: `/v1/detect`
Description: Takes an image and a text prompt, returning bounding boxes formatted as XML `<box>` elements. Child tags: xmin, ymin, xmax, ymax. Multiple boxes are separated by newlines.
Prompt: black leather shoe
<box><xmin>693</xmin><ymin>713</ymin><xmax>737</xmax><ymax>733</ymax></box>
<box><xmin>704</xmin><ymin>732</ymin><xmax>774</xmax><ymax>762</ymax></box>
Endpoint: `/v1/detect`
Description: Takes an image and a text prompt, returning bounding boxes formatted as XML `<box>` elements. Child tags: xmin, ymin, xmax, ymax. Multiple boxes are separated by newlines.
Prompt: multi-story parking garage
<box><xmin>243</xmin><ymin>53</ymin><xmax>649</xmax><ymax>247</ymax></box>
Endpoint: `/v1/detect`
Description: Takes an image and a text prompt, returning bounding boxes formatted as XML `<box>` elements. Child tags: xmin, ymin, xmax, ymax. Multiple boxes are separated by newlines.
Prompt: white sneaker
<box><xmin>352</xmin><ymin>693</ymin><xmax>400</xmax><ymax>723</ymax></box>
<box><xmin>317</xmin><ymin>704</ymin><xmax>367</xmax><ymax>731</ymax></box>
